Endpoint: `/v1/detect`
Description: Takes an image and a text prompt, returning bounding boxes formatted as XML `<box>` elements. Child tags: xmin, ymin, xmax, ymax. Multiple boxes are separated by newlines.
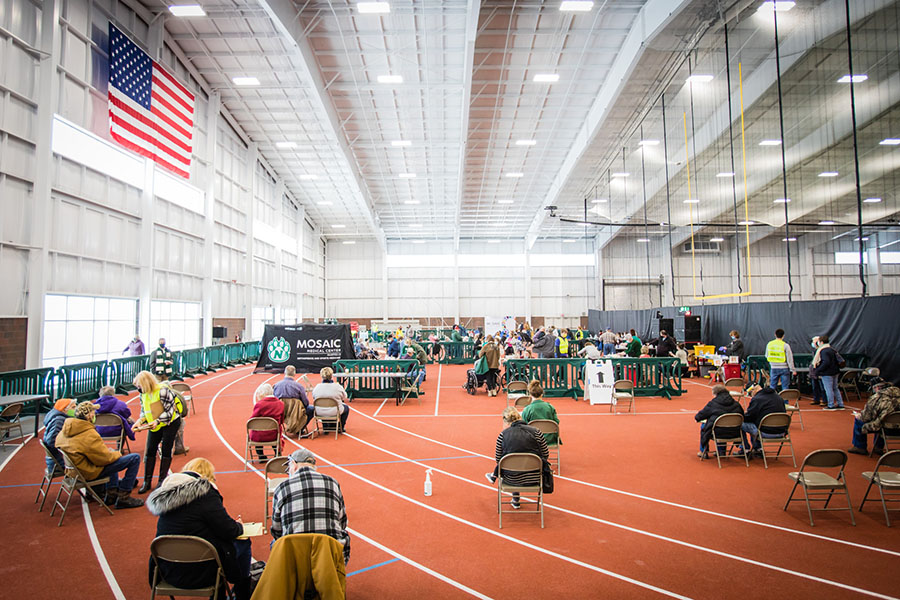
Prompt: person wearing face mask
<box><xmin>149</xmin><ymin>337</ymin><xmax>174</xmax><ymax>380</ymax></box>
<box><xmin>133</xmin><ymin>370</ymin><xmax>186</xmax><ymax>493</ymax></box>
<box><xmin>808</xmin><ymin>336</ymin><xmax>827</xmax><ymax>406</ymax></box>
<box><xmin>42</xmin><ymin>398</ymin><xmax>77</xmax><ymax>477</ymax></box>
<box><xmin>55</xmin><ymin>401</ymin><xmax>144</xmax><ymax>508</ymax></box>
<box><xmin>725</xmin><ymin>330</ymin><xmax>746</xmax><ymax>363</ymax></box>
<box><xmin>123</xmin><ymin>335</ymin><xmax>145</xmax><ymax>356</ymax></box>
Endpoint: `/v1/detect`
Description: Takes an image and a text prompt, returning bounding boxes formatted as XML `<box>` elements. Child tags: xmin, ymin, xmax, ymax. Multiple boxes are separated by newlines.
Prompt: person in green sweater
<box><xmin>625</xmin><ymin>330</ymin><xmax>642</xmax><ymax>358</ymax></box>
<box><xmin>520</xmin><ymin>380</ymin><xmax>560</xmax><ymax>445</ymax></box>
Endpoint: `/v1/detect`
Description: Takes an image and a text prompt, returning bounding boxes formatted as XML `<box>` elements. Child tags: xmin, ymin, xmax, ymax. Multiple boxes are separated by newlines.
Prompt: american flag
<box><xmin>108</xmin><ymin>23</ymin><xmax>194</xmax><ymax>179</ymax></box>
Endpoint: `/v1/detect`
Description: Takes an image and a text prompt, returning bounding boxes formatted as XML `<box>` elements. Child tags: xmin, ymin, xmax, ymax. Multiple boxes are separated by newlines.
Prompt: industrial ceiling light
<box><xmin>837</xmin><ymin>74</ymin><xmax>868</xmax><ymax>83</ymax></box>
<box><xmin>757</xmin><ymin>1</ymin><xmax>796</xmax><ymax>12</ymax></box>
<box><xmin>638</xmin><ymin>139</ymin><xmax>660</xmax><ymax>146</ymax></box>
<box><xmin>783</xmin><ymin>237</ymin><xmax>798</xmax><ymax>242</ymax></box>
<box><xmin>532</xmin><ymin>74</ymin><xmax>560</xmax><ymax>83</ymax></box>
<box><xmin>818</xmin><ymin>171</ymin><xmax>839</xmax><ymax>177</ymax></box>
<box><xmin>738</xmin><ymin>220</ymin><xmax>755</xmax><ymax>225</ymax></box>
<box><xmin>487</xmin><ymin>239</ymin><xmax>501</xmax><ymax>243</ymax></box>
<box><xmin>391</xmin><ymin>140</ymin><xmax>412</xmax><ymax>147</ymax></box>
<box><xmin>232</xmin><ymin>76</ymin><xmax>260</xmax><ymax>86</ymax></box>
<box><xmin>403</xmin><ymin>200</ymin><xmax>420</xmax><ymax>205</ymax></box>
<box><xmin>377</xmin><ymin>74</ymin><xmax>403</xmax><ymax>84</ymax></box>
<box><xmin>879</xmin><ymin>138</ymin><xmax>900</xmax><ymax>145</ymax></box>
<box><xmin>716</xmin><ymin>172</ymin><xmax>735</xmax><ymax>178</ymax></box>
<box><xmin>515</xmin><ymin>139</ymin><xmax>537</xmax><ymax>146</ymax></box>
<box><xmin>498</xmin><ymin>200</ymin><xmax>514</xmax><ymax>204</ymax></box>
<box><xmin>611</xmin><ymin>172</ymin><xmax>630</xmax><ymax>178</ymax></box>
<box><xmin>505</xmin><ymin>172</ymin><xmax>524</xmax><ymax>178</ymax></box>
<box><xmin>683</xmin><ymin>198</ymin><xmax>700</xmax><ymax>204</ymax></box>
<box><xmin>275</xmin><ymin>141</ymin><xmax>297</xmax><ymax>149</ymax></box>
<box><xmin>299</xmin><ymin>174</ymin><xmax>317</xmax><ymax>180</ymax></box>
<box><xmin>710</xmin><ymin>237</ymin><xmax>725</xmax><ymax>242</ymax></box>
<box><xmin>559</xmin><ymin>1</ymin><xmax>593</xmax><ymax>11</ymax></box>
<box><xmin>636</xmin><ymin>238</ymin><xmax>650</xmax><ymax>243</ymax></box>
<box><xmin>317</xmin><ymin>201</ymin><xmax>333</xmax><ymax>206</ymax></box>
<box><xmin>356</xmin><ymin>2</ymin><xmax>390</xmax><ymax>13</ymax></box>
<box><xmin>774</xmin><ymin>198</ymin><xmax>791</xmax><ymax>203</ymax></box>
<box><xmin>686</xmin><ymin>74</ymin><xmax>714</xmax><ymax>84</ymax></box>
<box><xmin>342</xmin><ymin>240</ymin><xmax>356</xmax><ymax>245</ymax></box>
<box><xmin>332</xmin><ymin>224</ymin><xmax>346</xmax><ymax>228</ymax></box>
<box><xmin>863</xmin><ymin>197</ymin><xmax>883</xmax><ymax>203</ymax></box>
<box><xmin>168</xmin><ymin>4</ymin><xmax>206</xmax><ymax>16</ymax></box>
<box><xmin>592</xmin><ymin>198</ymin><xmax>608</xmax><ymax>203</ymax></box>
<box><xmin>399</xmin><ymin>172</ymin><xmax>416</xmax><ymax>178</ymax></box>
<box><xmin>759</xmin><ymin>139</ymin><xmax>782</xmax><ymax>146</ymax></box>
<box><xmin>563</xmin><ymin>239</ymin><xmax>577</xmax><ymax>243</ymax></box>
<box><xmin>819</xmin><ymin>220</ymin><xmax>836</xmax><ymax>225</ymax></box>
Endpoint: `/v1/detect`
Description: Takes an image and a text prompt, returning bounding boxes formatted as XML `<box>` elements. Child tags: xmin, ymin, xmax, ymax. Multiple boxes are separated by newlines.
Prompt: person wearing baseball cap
<box><xmin>55</xmin><ymin>401</ymin><xmax>144</xmax><ymax>508</ymax></box>
<box><xmin>270</xmin><ymin>447</ymin><xmax>350</xmax><ymax>565</ymax></box>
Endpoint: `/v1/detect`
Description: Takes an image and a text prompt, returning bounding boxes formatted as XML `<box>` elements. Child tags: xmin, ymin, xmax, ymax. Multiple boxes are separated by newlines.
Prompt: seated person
<box><xmin>273</xmin><ymin>366</ymin><xmax>315</xmax><ymax>435</ymax></box>
<box><xmin>639</xmin><ymin>345</ymin><xmax>652</xmax><ymax>358</ymax></box>
<box><xmin>674</xmin><ymin>344</ymin><xmax>690</xmax><ymax>377</ymax></box>
<box><xmin>94</xmin><ymin>385</ymin><xmax>136</xmax><ymax>443</ymax></box>
<box><xmin>520</xmin><ymin>381</ymin><xmax>560</xmax><ymax>445</ymax></box>
<box><xmin>386</xmin><ymin>335</ymin><xmax>400</xmax><ymax>358</ymax></box>
<box><xmin>55</xmin><ymin>401</ymin><xmax>144</xmax><ymax>508</ymax></box>
<box><xmin>577</xmin><ymin>341</ymin><xmax>603</xmax><ymax>360</ymax></box>
<box><xmin>742</xmin><ymin>384</ymin><xmax>789</xmax><ymax>453</ymax></box>
<box><xmin>429</xmin><ymin>335</ymin><xmax>445</xmax><ymax>362</ymax></box>
<box><xmin>271</xmin><ymin>447</ymin><xmax>350</xmax><ymax>565</ymax></box>
<box><xmin>249</xmin><ymin>383</ymin><xmax>284</xmax><ymax>461</ymax></box>
<box><xmin>403</xmin><ymin>346</ymin><xmax>426</xmax><ymax>389</ymax></box>
<box><xmin>485</xmin><ymin>407</ymin><xmax>551</xmax><ymax>510</ymax></box>
<box><xmin>694</xmin><ymin>385</ymin><xmax>744</xmax><ymax>459</ymax></box>
<box><xmin>43</xmin><ymin>398</ymin><xmax>76</xmax><ymax>476</ymax></box>
<box><xmin>146</xmin><ymin>458</ymin><xmax>251</xmax><ymax>600</ymax></box>
<box><xmin>312</xmin><ymin>367</ymin><xmax>350</xmax><ymax>432</ymax></box>
<box><xmin>848</xmin><ymin>382</ymin><xmax>900</xmax><ymax>455</ymax></box>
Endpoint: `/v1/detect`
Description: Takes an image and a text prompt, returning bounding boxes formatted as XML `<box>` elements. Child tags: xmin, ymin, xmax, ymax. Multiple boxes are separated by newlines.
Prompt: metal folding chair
<box><xmin>756</xmin><ymin>412</ymin><xmax>796</xmax><ymax>468</ymax></box>
<box><xmin>859</xmin><ymin>450</ymin><xmax>900</xmax><ymax>526</ymax></box>
<box><xmin>496</xmin><ymin>453</ymin><xmax>544</xmax><ymax>528</ymax></box>
<box><xmin>710</xmin><ymin>413</ymin><xmax>749</xmax><ymax>468</ymax></box>
<box><xmin>51</xmin><ymin>451</ymin><xmax>114</xmax><ymax>526</ymax></box>
<box><xmin>150</xmin><ymin>535</ymin><xmax>232</xmax><ymax>599</ymax></box>
<box><xmin>529</xmin><ymin>419</ymin><xmax>561</xmax><ymax>474</ymax></box>
<box><xmin>264</xmin><ymin>456</ymin><xmax>290</xmax><ymax>532</ymax></box>
<box><xmin>784</xmin><ymin>449</ymin><xmax>855</xmax><ymax>526</ymax></box>
<box><xmin>244</xmin><ymin>417</ymin><xmax>281</xmax><ymax>470</ymax></box>
<box><xmin>779</xmin><ymin>389</ymin><xmax>804</xmax><ymax>431</ymax></box>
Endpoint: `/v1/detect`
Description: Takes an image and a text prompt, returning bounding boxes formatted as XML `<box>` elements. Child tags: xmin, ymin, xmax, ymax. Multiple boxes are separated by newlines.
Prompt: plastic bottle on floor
<box><xmin>424</xmin><ymin>469</ymin><xmax>433</xmax><ymax>496</ymax></box>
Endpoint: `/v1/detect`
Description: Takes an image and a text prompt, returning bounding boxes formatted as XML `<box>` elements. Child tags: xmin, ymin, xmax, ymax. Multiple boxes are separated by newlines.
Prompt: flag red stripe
<box><xmin>149</xmin><ymin>106</ymin><xmax>193</xmax><ymax>154</ymax></box>
<box><xmin>152</xmin><ymin>62</ymin><xmax>194</xmax><ymax>103</ymax></box>
<box><xmin>109</xmin><ymin>96</ymin><xmax>190</xmax><ymax>161</ymax></box>
<box><xmin>111</xmin><ymin>112</ymin><xmax>190</xmax><ymax>167</ymax></box>
<box><xmin>151</xmin><ymin>91</ymin><xmax>193</xmax><ymax>131</ymax></box>
<box><xmin>152</xmin><ymin>73</ymin><xmax>193</xmax><ymax>115</ymax></box>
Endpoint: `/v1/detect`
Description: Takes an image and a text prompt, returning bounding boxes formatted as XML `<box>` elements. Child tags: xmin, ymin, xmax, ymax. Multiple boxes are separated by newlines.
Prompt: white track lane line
<box><xmin>206</xmin><ymin>375</ymin><xmax>493</xmax><ymax>600</ymax></box>
<box><xmin>347</xmin><ymin>405</ymin><xmax>900</xmax><ymax>559</ymax></box>
<box><xmin>337</xmin><ymin>431</ymin><xmax>899</xmax><ymax>600</ymax></box>
<box><xmin>372</xmin><ymin>398</ymin><xmax>389</xmax><ymax>418</ymax></box>
<box><xmin>81</xmin><ymin>498</ymin><xmax>127</xmax><ymax>600</ymax></box>
<box><xmin>434</xmin><ymin>364</ymin><xmax>442</xmax><ymax>416</ymax></box>
<box><xmin>0</xmin><ymin>434</ymin><xmax>34</xmax><ymax>474</ymax></box>
<box><xmin>280</xmin><ymin>435</ymin><xmax>693</xmax><ymax>600</ymax></box>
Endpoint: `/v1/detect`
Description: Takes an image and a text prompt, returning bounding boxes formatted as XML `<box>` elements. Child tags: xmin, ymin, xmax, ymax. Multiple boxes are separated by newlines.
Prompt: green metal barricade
<box><xmin>205</xmin><ymin>345</ymin><xmax>226</xmax><ymax>371</ymax></box>
<box><xmin>244</xmin><ymin>341</ymin><xmax>260</xmax><ymax>362</ymax></box>
<box><xmin>0</xmin><ymin>367</ymin><xmax>55</xmax><ymax>409</ymax></box>
<box><xmin>603</xmin><ymin>357</ymin><xmax>683</xmax><ymax>399</ymax></box>
<box><xmin>57</xmin><ymin>361</ymin><xmax>106</xmax><ymax>401</ymax></box>
<box><xmin>108</xmin><ymin>355</ymin><xmax>149</xmax><ymax>393</ymax></box>
<box><xmin>332</xmin><ymin>359</ymin><xmax>419</xmax><ymax>400</ymax></box>
<box><xmin>439</xmin><ymin>341</ymin><xmax>475</xmax><ymax>365</ymax></box>
<box><xmin>180</xmin><ymin>348</ymin><xmax>206</xmax><ymax>377</ymax></box>
<box><xmin>224</xmin><ymin>343</ymin><xmax>244</xmax><ymax>366</ymax></box>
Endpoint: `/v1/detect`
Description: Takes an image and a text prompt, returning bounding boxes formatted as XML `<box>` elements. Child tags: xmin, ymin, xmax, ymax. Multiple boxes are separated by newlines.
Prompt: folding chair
<box><xmin>150</xmin><ymin>535</ymin><xmax>232</xmax><ymax>599</ymax></box>
<box><xmin>496</xmin><ymin>453</ymin><xmax>543</xmax><ymax>528</ymax></box>
<box><xmin>506</xmin><ymin>380</ymin><xmax>528</xmax><ymax>407</ymax></box>
<box><xmin>51</xmin><ymin>451</ymin><xmax>113</xmax><ymax>526</ymax></box>
<box><xmin>710</xmin><ymin>413</ymin><xmax>749</xmax><ymax>469</ymax></box>
<box><xmin>264</xmin><ymin>456</ymin><xmax>290</xmax><ymax>532</ymax></box>
<box><xmin>612</xmin><ymin>380</ymin><xmax>635</xmax><ymax>414</ymax></box>
<box><xmin>859</xmin><ymin>450</ymin><xmax>900</xmax><ymax>526</ymax></box>
<box><xmin>514</xmin><ymin>396</ymin><xmax>532</xmax><ymax>410</ymax></box>
<box><xmin>244</xmin><ymin>417</ymin><xmax>281</xmax><ymax>470</ymax></box>
<box><xmin>779</xmin><ymin>389</ymin><xmax>804</xmax><ymax>431</ymax></box>
<box><xmin>529</xmin><ymin>419</ymin><xmax>561</xmax><ymax>474</ymax></box>
<box><xmin>94</xmin><ymin>413</ymin><xmax>129</xmax><ymax>454</ymax></box>
<box><xmin>0</xmin><ymin>403</ymin><xmax>25</xmax><ymax>447</ymax></box>
<box><xmin>36</xmin><ymin>440</ymin><xmax>64</xmax><ymax>512</ymax></box>
<box><xmin>756</xmin><ymin>412</ymin><xmax>796</xmax><ymax>468</ymax></box>
<box><xmin>838</xmin><ymin>370</ymin><xmax>861</xmax><ymax>403</ymax></box>
<box><xmin>313</xmin><ymin>398</ymin><xmax>343</xmax><ymax>440</ymax></box>
<box><xmin>784</xmin><ymin>449</ymin><xmax>855</xmax><ymax>526</ymax></box>
<box><xmin>724</xmin><ymin>378</ymin><xmax>746</xmax><ymax>404</ymax></box>
<box><xmin>871</xmin><ymin>411</ymin><xmax>900</xmax><ymax>457</ymax></box>
<box><xmin>170</xmin><ymin>382</ymin><xmax>195</xmax><ymax>415</ymax></box>
<box><xmin>399</xmin><ymin>374</ymin><xmax>421</xmax><ymax>406</ymax></box>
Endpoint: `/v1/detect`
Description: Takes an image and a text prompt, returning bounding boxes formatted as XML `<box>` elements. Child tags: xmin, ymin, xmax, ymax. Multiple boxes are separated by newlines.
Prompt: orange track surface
<box><xmin>1</xmin><ymin>363</ymin><xmax>898</xmax><ymax>599</ymax></box>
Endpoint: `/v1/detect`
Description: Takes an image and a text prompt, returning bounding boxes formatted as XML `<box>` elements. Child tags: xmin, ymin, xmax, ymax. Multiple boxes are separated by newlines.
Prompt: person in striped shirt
<box><xmin>485</xmin><ymin>407</ymin><xmax>550</xmax><ymax>509</ymax></box>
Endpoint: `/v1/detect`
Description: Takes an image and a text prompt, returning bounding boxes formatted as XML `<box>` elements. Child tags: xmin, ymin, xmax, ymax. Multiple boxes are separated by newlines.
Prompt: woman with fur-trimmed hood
<box><xmin>146</xmin><ymin>458</ymin><xmax>251</xmax><ymax>599</ymax></box>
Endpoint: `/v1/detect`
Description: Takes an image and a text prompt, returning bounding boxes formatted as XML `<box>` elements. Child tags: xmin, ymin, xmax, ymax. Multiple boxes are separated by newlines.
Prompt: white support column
<box><xmin>524</xmin><ymin>251</ymin><xmax>533</xmax><ymax>324</ymax></box>
<box><xmin>594</xmin><ymin>236</ymin><xmax>605</xmax><ymax>312</ymax></box>
<box><xmin>273</xmin><ymin>180</ymin><xmax>285</xmax><ymax>322</ymax></box>
<box><xmin>867</xmin><ymin>233</ymin><xmax>883</xmax><ymax>297</ymax></box>
<box><xmin>381</xmin><ymin>253</ymin><xmax>388</xmax><ymax>321</ymax></box>
<box><xmin>201</xmin><ymin>92</ymin><xmax>220</xmax><ymax>346</ymax></box>
<box><xmin>138</xmin><ymin>159</ymin><xmax>156</xmax><ymax>343</ymax></box>
<box><xmin>798</xmin><ymin>236</ymin><xmax>816</xmax><ymax>301</ymax></box>
<box><xmin>25</xmin><ymin>0</ymin><xmax>62</xmax><ymax>368</ymax></box>
<box><xmin>295</xmin><ymin>205</ymin><xmax>305</xmax><ymax>322</ymax></box>
<box><xmin>245</xmin><ymin>144</ymin><xmax>258</xmax><ymax>337</ymax></box>
<box><xmin>453</xmin><ymin>254</ymin><xmax>460</xmax><ymax>323</ymax></box>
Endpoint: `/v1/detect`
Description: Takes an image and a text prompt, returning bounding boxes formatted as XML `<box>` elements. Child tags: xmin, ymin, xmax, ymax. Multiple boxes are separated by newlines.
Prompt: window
<box><xmin>42</xmin><ymin>294</ymin><xmax>138</xmax><ymax>368</ymax></box>
<box><xmin>149</xmin><ymin>300</ymin><xmax>202</xmax><ymax>351</ymax></box>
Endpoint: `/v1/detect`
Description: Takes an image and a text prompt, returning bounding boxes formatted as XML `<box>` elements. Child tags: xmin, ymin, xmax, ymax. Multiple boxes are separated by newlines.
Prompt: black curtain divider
<box><xmin>589</xmin><ymin>295</ymin><xmax>900</xmax><ymax>383</ymax></box>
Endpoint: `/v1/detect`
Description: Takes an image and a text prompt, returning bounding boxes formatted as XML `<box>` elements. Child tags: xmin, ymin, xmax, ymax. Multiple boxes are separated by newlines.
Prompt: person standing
<box><xmin>765</xmin><ymin>329</ymin><xmax>795</xmax><ymax>392</ymax></box>
<box><xmin>555</xmin><ymin>329</ymin><xmax>573</xmax><ymax>358</ymax></box>
<box><xmin>809</xmin><ymin>334</ymin><xmax>845</xmax><ymax>410</ymax></box>
<box><xmin>600</xmin><ymin>328</ymin><xmax>617</xmax><ymax>356</ymax></box>
<box><xmin>149</xmin><ymin>338</ymin><xmax>174</xmax><ymax>380</ymax></box>
<box><xmin>655</xmin><ymin>330</ymin><xmax>677</xmax><ymax>358</ymax></box>
<box><xmin>479</xmin><ymin>335</ymin><xmax>502</xmax><ymax>397</ymax></box>
<box><xmin>725</xmin><ymin>330</ymin><xmax>746</xmax><ymax>363</ymax></box>
<box><xmin>133</xmin><ymin>370</ymin><xmax>184</xmax><ymax>493</ymax></box>
<box><xmin>808</xmin><ymin>336</ymin><xmax>827</xmax><ymax>406</ymax></box>
<box><xmin>123</xmin><ymin>335</ymin><xmax>145</xmax><ymax>356</ymax></box>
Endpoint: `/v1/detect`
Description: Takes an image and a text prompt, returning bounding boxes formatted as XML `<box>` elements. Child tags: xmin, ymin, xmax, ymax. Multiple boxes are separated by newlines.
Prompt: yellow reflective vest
<box><xmin>558</xmin><ymin>335</ymin><xmax>570</xmax><ymax>355</ymax></box>
<box><xmin>765</xmin><ymin>339</ymin><xmax>786</xmax><ymax>364</ymax></box>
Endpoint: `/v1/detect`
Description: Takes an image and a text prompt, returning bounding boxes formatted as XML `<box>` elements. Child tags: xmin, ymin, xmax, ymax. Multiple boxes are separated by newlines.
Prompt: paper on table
<box><xmin>238</xmin><ymin>522</ymin><xmax>264</xmax><ymax>539</ymax></box>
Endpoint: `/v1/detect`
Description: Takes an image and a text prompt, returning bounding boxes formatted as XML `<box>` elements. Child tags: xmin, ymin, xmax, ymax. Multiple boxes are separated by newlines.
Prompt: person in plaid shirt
<box><xmin>271</xmin><ymin>447</ymin><xmax>350</xmax><ymax>564</ymax></box>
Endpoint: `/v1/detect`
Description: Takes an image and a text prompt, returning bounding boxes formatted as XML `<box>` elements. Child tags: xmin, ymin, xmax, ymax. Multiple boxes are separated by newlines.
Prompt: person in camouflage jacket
<box><xmin>848</xmin><ymin>383</ymin><xmax>900</xmax><ymax>455</ymax></box>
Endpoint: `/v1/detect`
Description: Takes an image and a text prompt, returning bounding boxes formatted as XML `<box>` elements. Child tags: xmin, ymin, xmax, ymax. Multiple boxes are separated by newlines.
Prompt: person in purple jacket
<box><xmin>95</xmin><ymin>385</ymin><xmax>136</xmax><ymax>442</ymax></box>
<box><xmin>123</xmin><ymin>335</ymin><xmax>145</xmax><ymax>356</ymax></box>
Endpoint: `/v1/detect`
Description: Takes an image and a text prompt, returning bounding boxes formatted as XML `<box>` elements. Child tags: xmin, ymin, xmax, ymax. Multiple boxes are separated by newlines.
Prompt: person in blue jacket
<box><xmin>42</xmin><ymin>398</ymin><xmax>76</xmax><ymax>476</ymax></box>
<box><xmin>387</xmin><ymin>335</ymin><xmax>401</xmax><ymax>358</ymax></box>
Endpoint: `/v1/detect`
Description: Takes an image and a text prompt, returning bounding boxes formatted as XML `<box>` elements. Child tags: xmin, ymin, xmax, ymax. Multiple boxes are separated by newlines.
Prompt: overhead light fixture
<box><xmin>774</xmin><ymin>198</ymin><xmax>791</xmax><ymax>203</ymax></box>
<box><xmin>879</xmin><ymin>138</ymin><xmax>900</xmax><ymax>145</ymax></box>
<box><xmin>487</xmin><ymin>239</ymin><xmax>501</xmax><ymax>244</ymax></box>
<box><xmin>563</xmin><ymin>239</ymin><xmax>577</xmax><ymax>243</ymax></box>
<box><xmin>716</xmin><ymin>172</ymin><xmax>735</xmax><ymax>178</ymax></box>
<box><xmin>863</xmin><ymin>197</ymin><xmax>883</xmax><ymax>203</ymax></box>
<box><xmin>168</xmin><ymin>4</ymin><xmax>206</xmax><ymax>17</ymax></box>
<box><xmin>399</xmin><ymin>172</ymin><xmax>416</xmax><ymax>178</ymax></box>
<box><xmin>854</xmin><ymin>237</ymin><xmax>870</xmax><ymax>242</ymax></box>
<box><xmin>686</xmin><ymin>74</ymin><xmax>714</xmax><ymax>84</ymax></box>
<box><xmin>738</xmin><ymin>220</ymin><xmax>755</xmax><ymax>226</ymax></box>
<box><xmin>356</xmin><ymin>1</ymin><xmax>390</xmax><ymax>13</ymax></box>
<box><xmin>412</xmin><ymin>240</ymin><xmax>426</xmax><ymax>244</ymax></box>
<box><xmin>391</xmin><ymin>140</ymin><xmax>412</xmax><ymax>147</ymax></box>
<box><xmin>710</xmin><ymin>237</ymin><xmax>725</xmax><ymax>243</ymax></box>
<box><xmin>299</xmin><ymin>174</ymin><xmax>317</xmax><ymax>180</ymax></box>
<box><xmin>498</xmin><ymin>200</ymin><xmax>514</xmax><ymax>204</ymax></box>
<box><xmin>232</xmin><ymin>76</ymin><xmax>260</xmax><ymax>86</ymax></box>
<box><xmin>638</xmin><ymin>140</ymin><xmax>660</xmax><ymax>146</ymax></box>
<box><xmin>757</xmin><ymin>1</ymin><xmax>796</xmax><ymax>12</ymax></box>
<box><xmin>819</xmin><ymin>220</ymin><xmax>836</xmax><ymax>225</ymax></box>
<box><xmin>759</xmin><ymin>139</ymin><xmax>782</xmax><ymax>146</ymax></box>
<box><xmin>342</xmin><ymin>240</ymin><xmax>356</xmax><ymax>245</ymax></box>
<box><xmin>532</xmin><ymin>74</ymin><xmax>560</xmax><ymax>83</ymax></box>
<box><xmin>377</xmin><ymin>74</ymin><xmax>403</xmax><ymax>84</ymax></box>
<box><xmin>317</xmin><ymin>201</ymin><xmax>333</xmax><ymax>206</ymax></box>
<box><xmin>818</xmin><ymin>171</ymin><xmax>839</xmax><ymax>177</ymax></box>
<box><xmin>559</xmin><ymin>1</ymin><xmax>593</xmax><ymax>11</ymax></box>
<box><xmin>783</xmin><ymin>237</ymin><xmax>798</xmax><ymax>242</ymax></box>
<box><xmin>592</xmin><ymin>198</ymin><xmax>608</xmax><ymax>203</ymax></box>
<box><xmin>636</xmin><ymin>238</ymin><xmax>650</xmax><ymax>243</ymax></box>
<box><xmin>275</xmin><ymin>141</ymin><xmax>297</xmax><ymax>149</ymax></box>
<box><xmin>332</xmin><ymin>224</ymin><xmax>346</xmax><ymax>228</ymax></box>
<box><xmin>515</xmin><ymin>139</ymin><xmax>537</xmax><ymax>146</ymax></box>
<box><xmin>611</xmin><ymin>172</ymin><xmax>630</xmax><ymax>178</ymax></box>
<box><xmin>837</xmin><ymin>74</ymin><xmax>868</xmax><ymax>83</ymax></box>
<box><xmin>683</xmin><ymin>198</ymin><xmax>700</xmax><ymax>204</ymax></box>
<box><xmin>403</xmin><ymin>200</ymin><xmax>420</xmax><ymax>205</ymax></box>
<box><xmin>505</xmin><ymin>172</ymin><xmax>524</xmax><ymax>178</ymax></box>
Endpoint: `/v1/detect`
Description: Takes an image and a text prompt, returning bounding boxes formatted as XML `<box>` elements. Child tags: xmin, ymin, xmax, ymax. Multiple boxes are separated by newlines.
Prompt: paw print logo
<box><xmin>267</xmin><ymin>336</ymin><xmax>291</xmax><ymax>363</ymax></box>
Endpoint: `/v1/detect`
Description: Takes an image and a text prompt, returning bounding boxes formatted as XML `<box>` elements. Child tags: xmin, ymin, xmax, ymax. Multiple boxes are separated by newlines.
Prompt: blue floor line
<box><xmin>346</xmin><ymin>558</ymin><xmax>400</xmax><ymax>577</ymax></box>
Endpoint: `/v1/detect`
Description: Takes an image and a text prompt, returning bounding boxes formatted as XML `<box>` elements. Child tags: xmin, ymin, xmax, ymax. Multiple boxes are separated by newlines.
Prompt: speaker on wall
<box><xmin>659</xmin><ymin>318</ymin><xmax>674</xmax><ymax>336</ymax></box>
<box><xmin>684</xmin><ymin>315</ymin><xmax>701</xmax><ymax>343</ymax></box>
<box><xmin>212</xmin><ymin>326</ymin><xmax>227</xmax><ymax>338</ymax></box>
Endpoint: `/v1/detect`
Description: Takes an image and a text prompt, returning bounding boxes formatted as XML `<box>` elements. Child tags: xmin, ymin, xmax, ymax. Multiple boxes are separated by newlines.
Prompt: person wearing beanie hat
<box><xmin>270</xmin><ymin>446</ymin><xmax>350</xmax><ymax>565</ymax></box>
<box><xmin>55</xmin><ymin>401</ymin><xmax>144</xmax><ymax>509</ymax></box>
<box><xmin>42</xmin><ymin>398</ymin><xmax>77</xmax><ymax>476</ymax></box>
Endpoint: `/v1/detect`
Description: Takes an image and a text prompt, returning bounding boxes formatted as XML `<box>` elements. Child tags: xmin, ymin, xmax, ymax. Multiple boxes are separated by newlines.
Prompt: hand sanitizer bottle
<box><xmin>424</xmin><ymin>469</ymin><xmax>433</xmax><ymax>496</ymax></box>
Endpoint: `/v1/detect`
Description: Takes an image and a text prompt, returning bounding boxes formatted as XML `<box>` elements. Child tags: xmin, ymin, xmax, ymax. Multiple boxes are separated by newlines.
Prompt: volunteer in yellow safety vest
<box><xmin>556</xmin><ymin>329</ymin><xmax>572</xmax><ymax>357</ymax></box>
<box><xmin>132</xmin><ymin>370</ymin><xmax>184</xmax><ymax>493</ymax></box>
<box><xmin>764</xmin><ymin>328</ymin><xmax>795</xmax><ymax>392</ymax></box>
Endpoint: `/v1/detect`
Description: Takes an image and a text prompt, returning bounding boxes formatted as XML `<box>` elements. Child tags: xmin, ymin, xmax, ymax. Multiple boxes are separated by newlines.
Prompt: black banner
<box><xmin>255</xmin><ymin>323</ymin><xmax>355</xmax><ymax>373</ymax></box>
